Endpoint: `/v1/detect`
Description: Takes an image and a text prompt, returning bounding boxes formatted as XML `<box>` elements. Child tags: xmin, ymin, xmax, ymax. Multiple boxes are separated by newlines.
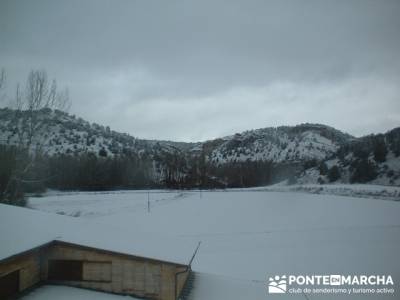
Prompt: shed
<box><xmin>0</xmin><ymin>204</ymin><xmax>197</xmax><ymax>300</ymax></box>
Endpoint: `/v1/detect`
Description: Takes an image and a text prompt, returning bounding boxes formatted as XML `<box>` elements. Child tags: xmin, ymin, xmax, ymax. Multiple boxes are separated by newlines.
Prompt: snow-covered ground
<box><xmin>22</xmin><ymin>285</ymin><xmax>137</xmax><ymax>300</ymax></box>
<box><xmin>28</xmin><ymin>190</ymin><xmax>187</xmax><ymax>218</ymax></box>
<box><xmin>256</xmin><ymin>183</ymin><xmax>400</xmax><ymax>201</ymax></box>
<box><xmin>22</xmin><ymin>188</ymin><xmax>400</xmax><ymax>299</ymax></box>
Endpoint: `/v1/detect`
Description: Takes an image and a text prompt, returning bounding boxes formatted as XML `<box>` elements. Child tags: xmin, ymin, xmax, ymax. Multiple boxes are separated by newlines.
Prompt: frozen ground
<box><xmin>24</xmin><ymin>188</ymin><xmax>400</xmax><ymax>299</ymax></box>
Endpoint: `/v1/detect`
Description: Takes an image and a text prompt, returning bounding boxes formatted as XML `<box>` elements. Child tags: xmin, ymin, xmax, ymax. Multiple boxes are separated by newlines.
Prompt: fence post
<box><xmin>147</xmin><ymin>191</ymin><xmax>150</xmax><ymax>213</ymax></box>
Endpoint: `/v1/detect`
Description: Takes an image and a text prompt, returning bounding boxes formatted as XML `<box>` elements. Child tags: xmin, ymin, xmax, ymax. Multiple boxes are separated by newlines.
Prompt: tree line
<box><xmin>0</xmin><ymin>143</ymin><xmax>286</xmax><ymax>206</ymax></box>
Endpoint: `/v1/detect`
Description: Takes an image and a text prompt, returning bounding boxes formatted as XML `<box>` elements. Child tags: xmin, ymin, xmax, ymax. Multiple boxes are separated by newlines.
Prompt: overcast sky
<box><xmin>0</xmin><ymin>0</ymin><xmax>399</xmax><ymax>141</ymax></box>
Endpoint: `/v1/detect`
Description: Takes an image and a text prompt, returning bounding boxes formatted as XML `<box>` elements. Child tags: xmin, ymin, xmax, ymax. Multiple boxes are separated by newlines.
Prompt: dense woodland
<box><xmin>0</xmin><ymin>146</ymin><xmax>276</xmax><ymax>206</ymax></box>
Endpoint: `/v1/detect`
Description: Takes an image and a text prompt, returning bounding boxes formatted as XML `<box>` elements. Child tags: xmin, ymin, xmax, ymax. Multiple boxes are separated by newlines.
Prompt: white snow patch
<box><xmin>21</xmin><ymin>285</ymin><xmax>137</xmax><ymax>300</ymax></box>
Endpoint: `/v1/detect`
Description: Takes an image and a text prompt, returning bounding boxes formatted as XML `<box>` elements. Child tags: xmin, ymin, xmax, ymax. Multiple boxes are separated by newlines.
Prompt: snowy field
<box><xmin>24</xmin><ymin>188</ymin><xmax>400</xmax><ymax>299</ymax></box>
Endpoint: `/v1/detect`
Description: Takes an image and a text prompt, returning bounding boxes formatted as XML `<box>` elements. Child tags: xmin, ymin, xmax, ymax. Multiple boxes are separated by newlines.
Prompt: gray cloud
<box><xmin>1</xmin><ymin>0</ymin><xmax>399</xmax><ymax>141</ymax></box>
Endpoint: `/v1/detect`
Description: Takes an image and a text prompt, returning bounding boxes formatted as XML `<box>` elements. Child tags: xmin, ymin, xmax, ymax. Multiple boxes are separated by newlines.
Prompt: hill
<box><xmin>0</xmin><ymin>107</ymin><xmax>398</xmax><ymax>189</ymax></box>
<box><xmin>298</xmin><ymin>127</ymin><xmax>400</xmax><ymax>186</ymax></box>
<box><xmin>204</xmin><ymin>123</ymin><xmax>353</xmax><ymax>164</ymax></box>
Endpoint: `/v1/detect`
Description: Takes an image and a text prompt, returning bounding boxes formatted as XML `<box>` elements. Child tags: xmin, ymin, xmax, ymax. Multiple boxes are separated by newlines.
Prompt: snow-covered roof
<box><xmin>0</xmin><ymin>204</ymin><xmax>196</xmax><ymax>265</ymax></box>
<box><xmin>22</xmin><ymin>285</ymin><xmax>141</xmax><ymax>300</ymax></box>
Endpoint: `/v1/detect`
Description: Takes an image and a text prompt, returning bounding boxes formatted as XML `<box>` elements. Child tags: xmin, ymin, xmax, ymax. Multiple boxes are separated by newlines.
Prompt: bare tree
<box><xmin>1</xmin><ymin>70</ymin><xmax>71</xmax><ymax>205</ymax></box>
<box><xmin>23</xmin><ymin>70</ymin><xmax>69</xmax><ymax>111</ymax></box>
<box><xmin>0</xmin><ymin>68</ymin><xmax>5</xmax><ymax>90</ymax></box>
<box><xmin>0</xmin><ymin>68</ymin><xmax>6</xmax><ymax>102</ymax></box>
<box><xmin>14</xmin><ymin>69</ymin><xmax>70</xmax><ymax>149</ymax></box>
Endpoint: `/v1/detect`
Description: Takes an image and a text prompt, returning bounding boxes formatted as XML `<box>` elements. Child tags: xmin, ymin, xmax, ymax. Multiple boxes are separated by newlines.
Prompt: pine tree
<box><xmin>319</xmin><ymin>162</ymin><xmax>328</xmax><ymax>175</ymax></box>
<box><xmin>373</xmin><ymin>140</ymin><xmax>388</xmax><ymax>162</ymax></box>
<box><xmin>327</xmin><ymin>165</ymin><xmax>340</xmax><ymax>182</ymax></box>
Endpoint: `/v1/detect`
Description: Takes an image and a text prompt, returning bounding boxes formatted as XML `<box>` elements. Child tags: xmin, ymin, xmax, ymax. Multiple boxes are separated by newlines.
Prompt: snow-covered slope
<box><xmin>0</xmin><ymin>107</ymin><xmax>184</xmax><ymax>158</ymax></box>
<box><xmin>206</xmin><ymin>124</ymin><xmax>352</xmax><ymax>164</ymax></box>
<box><xmin>297</xmin><ymin>127</ymin><xmax>400</xmax><ymax>186</ymax></box>
<box><xmin>0</xmin><ymin>108</ymin><xmax>191</xmax><ymax>184</ymax></box>
<box><xmin>0</xmin><ymin>108</ymin><xmax>351</xmax><ymax>164</ymax></box>
<box><xmin>1</xmin><ymin>107</ymin><xmax>399</xmax><ymax>187</ymax></box>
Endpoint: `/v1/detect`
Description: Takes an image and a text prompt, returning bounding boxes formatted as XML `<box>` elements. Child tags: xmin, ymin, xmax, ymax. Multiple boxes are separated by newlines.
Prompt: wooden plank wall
<box><xmin>0</xmin><ymin>243</ymin><xmax>190</xmax><ymax>300</ymax></box>
<box><xmin>45</xmin><ymin>243</ymin><xmax>186</xmax><ymax>300</ymax></box>
<box><xmin>0</xmin><ymin>249</ymin><xmax>43</xmax><ymax>295</ymax></box>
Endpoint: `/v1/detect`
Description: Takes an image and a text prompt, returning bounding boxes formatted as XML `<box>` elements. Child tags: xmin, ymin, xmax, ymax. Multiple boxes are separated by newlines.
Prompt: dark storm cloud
<box><xmin>1</xmin><ymin>0</ymin><xmax>399</xmax><ymax>141</ymax></box>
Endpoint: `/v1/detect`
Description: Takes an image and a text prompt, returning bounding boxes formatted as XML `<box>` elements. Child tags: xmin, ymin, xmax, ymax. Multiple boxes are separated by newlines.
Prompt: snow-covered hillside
<box><xmin>1</xmin><ymin>107</ymin><xmax>399</xmax><ymax>187</ymax></box>
<box><xmin>0</xmin><ymin>107</ymin><xmax>183</xmax><ymax>157</ymax></box>
<box><xmin>297</xmin><ymin>128</ymin><xmax>400</xmax><ymax>186</ymax></box>
<box><xmin>0</xmin><ymin>108</ymin><xmax>190</xmax><ymax>185</ymax></box>
<box><xmin>207</xmin><ymin>124</ymin><xmax>352</xmax><ymax>164</ymax></box>
<box><xmin>0</xmin><ymin>109</ymin><xmax>351</xmax><ymax>164</ymax></box>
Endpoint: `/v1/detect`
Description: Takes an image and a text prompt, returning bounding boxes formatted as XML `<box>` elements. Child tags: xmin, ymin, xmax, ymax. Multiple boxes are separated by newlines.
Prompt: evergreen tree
<box><xmin>350</xmin><ymin>159</ymin><xmax>378</xmax><ymax>183</ymax></box>
<box><xmin>327</xmin><ymin>165</ymin><xmax>340</xmax><ymax>182</ymax></box>
<box><xmin>373</xmin><ymin>139</ymin><xmax>388</xmax><ymax>162</ymax></box>
<box><xmin>319</xmin><ymin>162</ymin><xmax>328</xmax><ymax>175</ymax></box>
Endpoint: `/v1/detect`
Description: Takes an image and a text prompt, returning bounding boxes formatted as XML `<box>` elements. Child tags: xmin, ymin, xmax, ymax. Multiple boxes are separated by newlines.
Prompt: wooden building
<box><xmin>0</xmin><ymin>240</ymin><xmax>192</xmax><ymax>300</ymax></box>
<box><xmin>0</xmin><ymin>204</ymin><xmax>197</xmax><ymax>300</ymax></box>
